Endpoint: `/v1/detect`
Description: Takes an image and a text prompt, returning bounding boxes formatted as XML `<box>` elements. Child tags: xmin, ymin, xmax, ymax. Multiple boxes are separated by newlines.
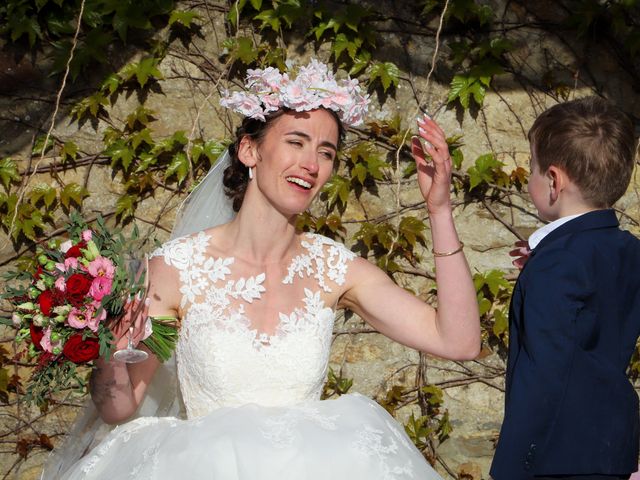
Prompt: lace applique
<box><xmin>150</xmin><ymin>232</ymin><xmax>355</xmax><ymax>417</ymax></box>
<box><xmin>352</xmin><ymin>425</ymin><xmax>415</xmax><ymax>479</ymax></box>
<box><xmin>261</xmin><ymin>406</ymin><xmax>339</xmax><ymax>448</ymax></box>
<box><xmin>150</xmin><ymin>232</ymin><xmax>234</xmax><ymax>308</ymax></box>
<box><xmin>283</xmin><ymin>234</ymin><xmax>356</xmax><ymax>292</ymax></box>
<box><xmin>129</xmin><ymin>445</ymin><xmax>160</xmax><ymax>479</ymax></box>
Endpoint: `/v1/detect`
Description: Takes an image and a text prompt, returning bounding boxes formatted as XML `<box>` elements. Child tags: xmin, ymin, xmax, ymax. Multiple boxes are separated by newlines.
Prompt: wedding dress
<box><xmin>59</xmin><ymin>230</ymin><xmax>443</xmax><ymax>480</ymax></box>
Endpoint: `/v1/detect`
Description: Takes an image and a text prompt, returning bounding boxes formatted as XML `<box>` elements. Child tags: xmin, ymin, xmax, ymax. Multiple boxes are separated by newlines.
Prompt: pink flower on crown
<box><xmin>262</xmin><ymin>93</ymin><xmax>282</xmax><ymax>112</ymax></box>
<box><xmin>87</xmin><ymin>256</ymin><xmax>115</xmax><ymax>279</ymax></box>
<box><xmin>219</xmin><ymin>58</ymin><xmax>370</xmax><ymax>126</ymax></box>
<box><xmin>321</xmin><ymin>90</ymin><xmax>352</xmax><ymax>109</ymax></box>
<box><xmin>220</xmin><ymin>91</ymin><xmax>265</xmax><ymax>120</ymax></box>
<box><xmin>246</xmin><ymin>66</ymin><xmax>284</xmax><ymax>92</ymax></box>
<box><xmin>284</xmin><ymin>83</ymin><xmax>319</xmax><ymax>111</ymax></box>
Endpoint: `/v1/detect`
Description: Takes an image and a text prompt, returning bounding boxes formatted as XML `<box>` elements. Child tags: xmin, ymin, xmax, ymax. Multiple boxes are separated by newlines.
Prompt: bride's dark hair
<box><xmin>223</xmin><ymin>108</ymin><xmax>345</xmax><ymax>212</ymax></box>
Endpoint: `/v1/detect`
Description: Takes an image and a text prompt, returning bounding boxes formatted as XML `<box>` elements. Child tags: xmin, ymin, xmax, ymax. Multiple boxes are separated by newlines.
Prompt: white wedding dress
<box><xmin>60</xmin><ymin>231</ymin><xmax>442</xmax><ymax>480</ymax></box>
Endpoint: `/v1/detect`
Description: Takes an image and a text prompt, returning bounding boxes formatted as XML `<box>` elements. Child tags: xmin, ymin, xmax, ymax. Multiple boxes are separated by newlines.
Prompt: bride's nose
<box><xmin>299</xmin><ymin>150</ymin><xmax>320</xmax><ymax>175</ymax></box>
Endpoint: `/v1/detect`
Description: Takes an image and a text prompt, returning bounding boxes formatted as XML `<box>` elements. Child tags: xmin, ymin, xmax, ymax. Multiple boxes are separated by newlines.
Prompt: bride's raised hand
<box><xmin>410</xmin><ymin>114</ymin><xmax>453</xmax><ymax>215</ymax></box>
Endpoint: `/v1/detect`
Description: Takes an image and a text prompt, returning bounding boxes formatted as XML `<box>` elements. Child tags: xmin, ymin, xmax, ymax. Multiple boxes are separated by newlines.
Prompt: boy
<box><xmin>490</xmin><ymin>96</ymin><xmax>640</xmax><ymax>480</ymax></box>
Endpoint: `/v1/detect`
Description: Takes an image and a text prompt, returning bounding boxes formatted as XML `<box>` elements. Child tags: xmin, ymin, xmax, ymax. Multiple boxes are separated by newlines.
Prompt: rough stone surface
<box><xmin>1</xmin><ymin>2</ymin><xmax>638</xmax><ymax>479</ymax></box>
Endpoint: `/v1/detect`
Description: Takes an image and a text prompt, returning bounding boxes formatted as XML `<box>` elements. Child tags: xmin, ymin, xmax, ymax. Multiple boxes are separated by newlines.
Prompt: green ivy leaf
<box><xmin>105</xmin><ymin>140</ymin><xmax>135</xmax><ymax>171</ymax></box>
<box><xmin>331</xmin><ymin>33</ymin><xmax>362</xmax><ymax>60</ymax></box>
<box><xmin>467</xmin><ymin>153</ymin><xmax>505</xmax><ymax>190</ymax></box>
<box><xmin>484</xmin><ymin>269</ymin><xmax>511</xmax><ymax>297</ymax></box>
<box><xmin>32</xmin><ymin>136</ymin><xmax>54</xmax><ymax>156</ymax></box>
<box><xmin>126</xmin><ymin>107</ymin><xmax>155</xmax><ymax>130</ymax></box>
<box><xmin>477</xmin><ymin>296</ymin><xmax>492</xmax><ymax>316</ymax></box>
<box><xmin>0</xmin><ymin>158</ymin><xmax>21</xmax><ymax>191</ymax></box>
<box><xmin>398</xmin><ymin>216</ymin><xmax>427</xmax><ymax>248</ymax></box>
<box><xmin>222</xmin><ymin>37</ymin><xmax>258</xmax><ymax>65</ymax></box>
<box><xmin>72</xmin><ymin>93</ymin><xmax>110</xmax><ymax>120</ymax></box>
<box><xmin>254</xmin><ymin>9</ymin><xmax>281</xmax><ymax>31</ymax></box>
<box><xmin>492</xmin><ymin>308</ymin><xmax>509</xmax><ymax>339</ymax></box>
<box><xmin>323</xmin><ymin>175</ymin><xmax>350</xmax><ymax>209</ymax></box>
<box><xmin>169</xmin><ymin>10</ymin><xmax>200</xmax><ymax>27</ymax></box>
<box><xmin>59</xmin><ymin>183</ymin><xmax>89</xmax><ymax>209</ymax></box>
<box><xmin>115</xmin><ymin>194</ymin><xmax>136</xmax><ymax>221</ymax></box>
<box><xmin>448</xmin><ymin>74</ymin><xmax>486</xmax><ymax>109</ymax></box>
<box><xmin>100</xmin><ymin>73</ymin><xmax>121</xmax><ymax>96</ymax></box>
<box><xmin>367</xmin><ymin>61</ymin><xmax>400</xmax><ymax>92</ymax></box>
<box><xmin>8</xmin><ymin>11</ymin><xmax>42</xmax><ymax>46</ymax></box>
<box><xmin>29</xmin><ymin>183</ymin><xmax>57</xmax><ymax>208</ymax></box>
<box><xmin>60</xmin><ymin>141</ymin><xmax>78</xmax><ymax>162</ymax></box>
<box><xmin>120</xmin><ymin>57</ymin><xmax>163</xmax><ymax>88</ymax></box>
<box><xmin>349</xmin><ymin>51</ymin><xmax>371</xmax><ymax>76</ymax></box>
<box><xmin>165</xmin><ymin>152</ymin><xmax>190</xmax><ymax>185</ymax></box>
<box><xmin>130</xmin><ymin>128</ymin><xmax>154</xmax><ymax>150</ymax></box>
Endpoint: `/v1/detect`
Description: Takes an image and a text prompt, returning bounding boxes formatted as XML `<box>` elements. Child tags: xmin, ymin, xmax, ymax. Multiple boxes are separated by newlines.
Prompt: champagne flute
<box><xmin>113</xmin><ymin>256</ymin><xmax>149</xmax><ymax>363</ymax></box>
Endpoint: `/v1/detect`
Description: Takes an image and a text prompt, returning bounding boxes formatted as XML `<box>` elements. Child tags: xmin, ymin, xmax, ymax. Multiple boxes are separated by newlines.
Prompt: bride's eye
<box><xmin>288</xmin><ymin>140</ymin><xmax>303</xmax><ymax>147</ymax></box>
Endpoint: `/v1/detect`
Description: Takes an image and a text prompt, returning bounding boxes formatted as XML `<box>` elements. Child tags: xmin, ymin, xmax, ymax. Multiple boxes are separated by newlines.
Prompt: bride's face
<box><xmin>242</xmin><ymin>109</ymin><xmax>339</xmax><ymax>216</ymax></box>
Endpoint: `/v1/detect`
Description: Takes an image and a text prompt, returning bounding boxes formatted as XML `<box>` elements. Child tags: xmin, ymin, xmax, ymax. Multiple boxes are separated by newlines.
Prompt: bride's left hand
<box><xmin>411</xmin><ymin>114</ymin><xmax>453</xmax><ymax>215</ymax></box>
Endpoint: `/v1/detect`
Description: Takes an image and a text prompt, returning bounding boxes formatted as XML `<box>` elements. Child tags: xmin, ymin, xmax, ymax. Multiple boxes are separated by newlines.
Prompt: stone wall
<box><xmin>1</xmin><ymin>1</ymin><xmax>639</xmax><ymax>478</ymax></box>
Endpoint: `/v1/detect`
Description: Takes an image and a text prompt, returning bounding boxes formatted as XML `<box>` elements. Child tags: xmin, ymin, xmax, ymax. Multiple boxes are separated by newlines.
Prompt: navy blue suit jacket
<box><xmin>491</xmin><ymin>209</ymin><xmax>640</xmax><ymax>479</ymax></box>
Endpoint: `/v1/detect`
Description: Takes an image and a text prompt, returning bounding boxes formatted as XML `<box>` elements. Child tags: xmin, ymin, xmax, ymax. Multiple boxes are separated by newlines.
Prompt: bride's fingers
<box><xmin>411</xmin><ymin>136</ymin><xmax>427</xmax><ymax>165</ymax></box>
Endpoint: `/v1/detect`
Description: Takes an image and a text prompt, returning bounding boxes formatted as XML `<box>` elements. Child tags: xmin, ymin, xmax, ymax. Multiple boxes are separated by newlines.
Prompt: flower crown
<box><xmin>220</xmin><ymin>58</ymin><xmax>370</xmax><ymax>127</ymax></box>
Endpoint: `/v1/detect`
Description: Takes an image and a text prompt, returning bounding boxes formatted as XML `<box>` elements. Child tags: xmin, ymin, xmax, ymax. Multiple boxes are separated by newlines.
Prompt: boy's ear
<box><xmin>237</xmin><ymin>136</ymin><xmax>258</xmax><ymax>168</ymax></box>
<box><xmin>546</xmin><ymin>165</ymin><xmax>569</xmax><ymax>203</ymax></box>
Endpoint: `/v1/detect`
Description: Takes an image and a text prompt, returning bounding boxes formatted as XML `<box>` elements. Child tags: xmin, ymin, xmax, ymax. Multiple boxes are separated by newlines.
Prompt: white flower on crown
<box><xmin>219</xmin><ymin>58</ymin><xmax>370</xmax><ymax>127</ymax></box>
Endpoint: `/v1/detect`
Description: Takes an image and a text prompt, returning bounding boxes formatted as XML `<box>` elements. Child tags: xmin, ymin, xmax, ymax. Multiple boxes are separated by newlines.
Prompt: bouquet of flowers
<box><xmin>2</xmin><ymin>213</ymin><xmax>177</xmax><ymax>407</ymax></box>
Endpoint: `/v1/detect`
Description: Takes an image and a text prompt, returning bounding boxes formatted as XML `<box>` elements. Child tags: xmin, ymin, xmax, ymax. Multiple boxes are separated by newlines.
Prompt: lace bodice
<box><xmin>149</xmin><ymin>232</ymin><xmax>356</xmax><ymax>418</ymax></box>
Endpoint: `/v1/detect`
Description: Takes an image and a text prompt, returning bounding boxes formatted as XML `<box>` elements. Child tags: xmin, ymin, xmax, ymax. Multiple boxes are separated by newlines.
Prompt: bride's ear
<box><xmin>238</xmin><ymin>136</ymin><xmax>258</xmax><ymax>168</ymax></box>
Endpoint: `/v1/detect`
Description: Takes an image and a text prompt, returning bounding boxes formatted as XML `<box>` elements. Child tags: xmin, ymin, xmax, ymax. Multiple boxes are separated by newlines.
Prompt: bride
<box><xmin>49</xmin><ymin>59</ymin><xmax>480</xmax><ymax>479</ymax></box>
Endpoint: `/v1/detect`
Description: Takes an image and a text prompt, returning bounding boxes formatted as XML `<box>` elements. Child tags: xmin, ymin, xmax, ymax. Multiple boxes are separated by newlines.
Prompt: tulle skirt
<box><xmin>60</xmin><ymin>393</ymin><xmax>442</xmax><ymax>480</ymax></box>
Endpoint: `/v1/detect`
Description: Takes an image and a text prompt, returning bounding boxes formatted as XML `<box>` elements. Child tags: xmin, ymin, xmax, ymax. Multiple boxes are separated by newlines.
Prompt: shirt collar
<box><xmin>528</xmin><ymin>213</ymin><xmax>586</xmax><ymax>250</ymax></box>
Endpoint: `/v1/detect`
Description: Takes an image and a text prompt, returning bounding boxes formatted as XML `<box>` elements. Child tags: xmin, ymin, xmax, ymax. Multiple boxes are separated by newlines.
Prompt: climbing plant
<box><xmin>0</xmin><ymin>0</ymin><xmax>638</xmax><ymax>478</ymax></box>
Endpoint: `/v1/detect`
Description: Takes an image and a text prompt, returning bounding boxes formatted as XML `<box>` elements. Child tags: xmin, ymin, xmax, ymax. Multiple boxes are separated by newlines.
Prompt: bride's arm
<box><xmin>90</xmin><ymin>256</ymin><xmax>180</xmax><ymax>424</ymax></box>
<box><xmin>338</xmin><ymin>115</ymin><xmax>480</xmax><ymax>360</ymax></box>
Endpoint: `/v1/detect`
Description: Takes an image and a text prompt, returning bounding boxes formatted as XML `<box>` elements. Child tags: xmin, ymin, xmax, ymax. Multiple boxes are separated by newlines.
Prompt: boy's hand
<box><xmin>509</xmin><ymin>240</ymin><xmax>531</xmax><ymax>269</ymax></box>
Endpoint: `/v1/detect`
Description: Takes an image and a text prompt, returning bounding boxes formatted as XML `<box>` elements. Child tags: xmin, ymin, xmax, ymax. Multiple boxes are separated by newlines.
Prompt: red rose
<box><xmin>38</xmin><ymin>289</ymin><xmax>55</xmax><ymax>316</ymax></box>
<box><xmin>63</xmin><ymin>334</ymin><xmax>100</xmax><ymax>363</ymax></box>
<box><xmin>30</xmin><ymin>324</ymin><xmax>43</xmax><ymax>351</ymax></box>
<box><xmin>65</xmin><ymin>273</ymin><xmax>92</xmax><ymax>306</ymax></box>
<box><xmin>65</xmin><ymin>241</ymin><xmax>86</xmax><ymax>259</ymax></box>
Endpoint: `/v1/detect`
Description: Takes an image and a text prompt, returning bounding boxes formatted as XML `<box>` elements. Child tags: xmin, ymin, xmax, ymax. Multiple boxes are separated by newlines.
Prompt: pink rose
<box><xmin>89</xmin><ymin>276</ymin><xmax>112</xmax><ymax>301</ymax></box>
<box><xmin>81</xmin><ymin>229</ymin><xmax>93</xmax><ymax>242</ymax></box>
<box><xmin>87</xmin><ymin>257</ymin><xmax>115</xmax><ymax>279</ymax></box>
